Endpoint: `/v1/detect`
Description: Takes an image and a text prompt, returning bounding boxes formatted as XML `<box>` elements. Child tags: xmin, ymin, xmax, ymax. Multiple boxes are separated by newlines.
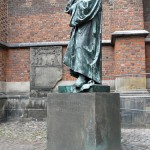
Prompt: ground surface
<box><xmin>0</xmin><ymin>121</ymin><xmax>46</xmax><ymax>150</ymax></box>
<box><xmin>0</xmin><ymin>121</ymin><xmax>150</xmax><ymax>150</ymax></box>
<box><xmin>121</xmin><ymin>128</ymin><xmax>150</xmax><ymax>150</ymax></box>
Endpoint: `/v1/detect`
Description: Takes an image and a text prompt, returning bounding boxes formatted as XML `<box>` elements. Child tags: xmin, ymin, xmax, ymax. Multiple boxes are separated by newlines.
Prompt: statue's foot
<box><xmin>80</xmin><ymin>80</ymin><xmax>95</xmax><ymax>91</ymax></box>
<box><xmin>74</xmin><ymin>75</ymin><xmax>87</xmax><ymax>88</ymax></box>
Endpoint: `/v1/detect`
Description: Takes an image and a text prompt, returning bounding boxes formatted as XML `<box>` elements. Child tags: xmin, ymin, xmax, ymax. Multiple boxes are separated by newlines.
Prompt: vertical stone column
<box><xmin>112</xmin><ymin>30</ymin><xmax>149</xmax><ymax>91</ymax></box>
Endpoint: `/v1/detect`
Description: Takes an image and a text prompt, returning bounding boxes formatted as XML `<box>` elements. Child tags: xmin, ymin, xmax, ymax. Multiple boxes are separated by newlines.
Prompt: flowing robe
<box><xmin>64</xmin><ymin>0</ymin><xmax>102</xmax><ymax>84</ymax></box>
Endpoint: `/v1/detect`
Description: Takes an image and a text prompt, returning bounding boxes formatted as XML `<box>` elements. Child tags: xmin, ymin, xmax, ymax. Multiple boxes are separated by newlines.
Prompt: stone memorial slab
<box><xmin>30</xmin><ymin>46</ymin><xmax>62</xmax><ymax>97</ymax></box>
<box><xmin>47</xmin><ymin>93</ymin><xmax>121</xmax><ymax>150</ymax></box>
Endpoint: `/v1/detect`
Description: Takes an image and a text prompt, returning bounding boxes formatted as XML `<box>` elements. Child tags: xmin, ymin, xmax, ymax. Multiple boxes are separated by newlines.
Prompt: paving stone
<box><xmin>0</xmin><ymin>121</ymin><xmax>149</xmax><ymax>150</ymax></box>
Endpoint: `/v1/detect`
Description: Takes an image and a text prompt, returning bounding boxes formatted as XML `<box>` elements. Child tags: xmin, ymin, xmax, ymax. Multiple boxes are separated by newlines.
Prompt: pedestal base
<box><xmin>47</xmin><ymin>93</ymin><xmax>121</xmax><ymax>150</ymax></box>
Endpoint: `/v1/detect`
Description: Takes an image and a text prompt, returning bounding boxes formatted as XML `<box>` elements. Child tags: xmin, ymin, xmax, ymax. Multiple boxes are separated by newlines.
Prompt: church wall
<box><xmin>114</xmin><ymin>36</ymin><xmax>147</xmax><ymax>91</ymax></box>
<box><xmin>6</xmin><ymin>0</ymin><xmax>145</xmax><ymax>79</ymax></box>
<box><xmin>0</xmin><ymin>0</ymin><xmax>7</xmax><ymax>90</ymax></box>
<box><xmin>0</xmin><ymin>0</ymin><xmax>7</xmax><ymax>42</ymax></box>
<box><xmin>7</xmin><ymin>0</ymin><xmax>70</xmax><ymax>43</ymax></box>
<box><xmin>5</xmin><ymin>48</ymin><xmax>30</xmax><ymax>82</ymax></box>
<box><xmin>146</xmin><ymin>44</ymin><xmax>150</xmax><ymax>89</ymax></box>
<box><xmin>143</xmin><ymin>0</ymin><xmax>150</xmax><ymax>38</ymax></box>
<box><xmin>114</xmin><ymin>37</ymin><xmax>146</xmax><ymax>75</ymax></box>
<box><xmin>7</xmin><ymin>0</ymin><xmax>144</xmax><ymax>43</ymax></box>
<box><xmin>102</xmin><ymin>46</ymin><xmax>115</xmax><ymax>79</ymax></box>
<box><xmin>0</xmin><ymin>0</ymin><xmax>149</xmax><ymax>120</ymax></box>
<box><xmin>0</xmin><ymin>49</ymin><xmax>7</xmax><ymax>81</ymax></box>
<box><xmin>146</xmin><ymin>44</ymin><xmax>150</xmax><ymax>73</ymax></box>
<box><xmin>0</xmin><ymin>0</ymin><xmax>148</xmax><ymax>93</ymax></box>
<box><xmin>113</xmin><ymin>0</ymin><xmax>144</xmax><ymax>31</ymax></box>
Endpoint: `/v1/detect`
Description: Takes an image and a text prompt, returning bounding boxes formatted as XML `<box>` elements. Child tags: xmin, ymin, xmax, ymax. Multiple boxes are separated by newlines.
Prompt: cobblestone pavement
<box><xmin>0</xmin><ymin>121</ymin><xmax>46</xmax><ymax>150</ymax></box>
<box><xmin>0</xmin><ymin>121</ymin><xmax>150</xmax><ymax>150</ymax></box>
<box><xmin>121</xmin><ymin>128</ymin><xmax>150</xmax><ymax>150</ymax></box>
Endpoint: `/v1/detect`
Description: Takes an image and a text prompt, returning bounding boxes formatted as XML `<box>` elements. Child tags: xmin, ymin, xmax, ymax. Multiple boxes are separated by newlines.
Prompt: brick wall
<box><xmin>0</xmin><ymin>48</ymin><xmax>7</xmax><ymax>81</ymax></box>
<box><xmin>0</xmin><ymin>0</ymin><xmax>7</xmax><ymax>42</ymax></box>
<box><xmin>114</xmin><ymin>37</ymin><xmax>146</xmax><ymax>75</ymax></box>
<box><xmin>146</xmin><ymin>44</ymin><xmax>150</xmax><ymax>73</ymax></box>
<box><xmin>7</xmin><ymin>0</ymin><xmax>145</xmax><ymax>43</ymax></box>
<box><xmin>143</xmin><ymin>0</ymin><xmax>150</xmax><ymax>38</ymax></box>
<box><xmin>0</xmin><ymin>0</ymin><xmax>7</xmax><ymax>82</ymax></box>
<box><xmin>5</xmin><ymin>48</ymin><xmax>30</xmax><ymax>82</ymax></box>
<box><xmin>102</xmin><ymin>46</ymin><xmax>114</xmax><ymax>79</ymax></box>
<box><xmin>103</xmin><ymin>0</ymin><xmax>144</xmax><ymax>40</ymax></box>
<box><xmin>114</xmin><ymin>0</ymin><xmax>144</xmax><ymax>32</ymax></box>
<box><xmin>2</xmin><ymin>0</ymin><xmax>147</xmax><ymax>84</ymax></box>
<box><xmin>7</xmin><ymin>0</ymin><xmax>70</xmax><ymax>43</ymax></box>
<box><xmin>102</xmin><ymin>1</ymin><xmax>115</xmax><ymax>40</ymax></box>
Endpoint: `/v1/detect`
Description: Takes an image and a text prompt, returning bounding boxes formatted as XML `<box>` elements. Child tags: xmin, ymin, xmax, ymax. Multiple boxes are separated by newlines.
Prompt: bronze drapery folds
<box><xmin>64</xmin><ymin>0</ymin><xmax>102</xmax><ymax>92</ymax></box>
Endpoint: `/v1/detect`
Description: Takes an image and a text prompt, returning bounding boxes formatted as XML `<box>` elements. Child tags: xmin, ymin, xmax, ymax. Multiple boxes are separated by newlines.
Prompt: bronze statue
<box><xmin>64</xmin><ymin>0</ymin><xmax>102</xmax><ymax>92</ymax></box>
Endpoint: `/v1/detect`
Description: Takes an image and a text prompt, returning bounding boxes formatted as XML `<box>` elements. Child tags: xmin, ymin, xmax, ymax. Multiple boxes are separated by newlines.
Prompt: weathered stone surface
<box><xmin>34</xmin><ymin>67</ymin><xmax>62</xmax><ymax>88</ymax></box>
<box><xmin>0</xmin><ymin>98</ymin><xmax>7</xmax><ymax>121</ymax></box>
<box><xmin>120</xmin><ymin>96</ymin><xmax>150</xmax><ymax>127</ymax></box>
<box><xmin>0</xmin><ymin>95</ymin><xmax>47</xmax><ymax>121</ymax></box>
<box><xmin>115</xmin><ymin>77</ymin><xmax>146</xmax><ymax>92</ymax></box>
<box><xmin>47</xmin><ymin>93</ymin><xmax>121</xmax><ymax>150</ymax></box>
<box><xmin>30</xmin><ymin>46</ymin><xmax>62</xmax><ymax>97</ymax></box>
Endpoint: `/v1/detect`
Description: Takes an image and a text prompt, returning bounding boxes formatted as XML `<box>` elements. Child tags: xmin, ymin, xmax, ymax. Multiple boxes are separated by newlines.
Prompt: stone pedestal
<box><xmin>47</xmin><ymin>93</ymin><xmax>121</xmax><ymax>150</ymax></box>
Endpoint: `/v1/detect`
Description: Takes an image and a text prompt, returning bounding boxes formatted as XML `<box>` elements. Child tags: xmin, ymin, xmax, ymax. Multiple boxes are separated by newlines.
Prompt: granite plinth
<box><xmin>58</xmin><ymin>84</ymin><xmax>110</xmax><ymax>93</ymax></box>
<box><xmin>47</xmin><ymin>93</ymin><xmax>121</xmax><ymax>150</ymax></box>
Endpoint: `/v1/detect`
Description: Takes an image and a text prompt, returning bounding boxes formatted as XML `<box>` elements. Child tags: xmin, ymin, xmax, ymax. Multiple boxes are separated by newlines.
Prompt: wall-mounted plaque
<box><xmin>30</xmin><ymin>46</ymin><xmax>62</xmax><ymax>97</ymax></box>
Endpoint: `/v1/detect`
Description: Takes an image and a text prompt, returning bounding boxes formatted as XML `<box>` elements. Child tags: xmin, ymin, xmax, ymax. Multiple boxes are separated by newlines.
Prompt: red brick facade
<box><xmin>7</xmin><ymin>0</ymin><xmax>70</xmax><ymax>43</ymax></box>
<box><xmin>7</xmin><ymin>0</ymin><xmax>145</xmax><ymax>43</ymax></box>
<box><xmin>143</xmin><ymin>0</ymin><xmax>150</xmax><ymax>38</ymax></box>
<box><xmin>0</xmin><ymin>0</ymin><xmax>7</xmax><ymax>82</ymax></box>
<box><xmin>114</xmin><ymin>0</ymin><xmax>144</xmax><ymax>31</ymax></box>
<box><xmin>114</xmin><ymin>37</ymin><xmax>146</xmax><ymax>75</ymax></box>
<box><xmin>0</xmin><ymin>0</ymin><xmax>7</xmax><ymax>42</ymax></box>
<box><xmin>0</xmin><ymin>49</ymin><xmax>6</xmax><ymax>81</ymax></box>
<box><xmin>102</xmin><ymin>46</ymin><xmax>114</xmax><ymax>79</ymax></box>
<box><xmin>102</xmin><ymin>0</ymin><xmax>144</xmax><ymax>40</ymax></box>
<box><xmin>146</xmin><ymin>44</ymin><xmax>150</xmax><ymax>73</ymax></box>
<box><xmin>0</xmin><ymin>0</ymin><xmax>150</xmax><ymax>91</ymax></box>
<box><xmin>5</xmin><ymin>48</ymin><xmax>30</xmax><ymax>82</ymax></box>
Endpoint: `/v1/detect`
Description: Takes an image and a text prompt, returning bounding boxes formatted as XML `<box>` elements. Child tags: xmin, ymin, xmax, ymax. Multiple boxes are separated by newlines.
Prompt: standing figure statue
<box><xmin>64</xmin><ymin>0</ymin><xmax>102</xmax><ymax>92</ymax></box>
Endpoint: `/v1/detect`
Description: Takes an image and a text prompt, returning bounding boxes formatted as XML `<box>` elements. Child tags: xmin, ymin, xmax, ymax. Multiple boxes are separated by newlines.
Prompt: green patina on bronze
<box><xmin>64</xmin><ymin>0</ymin><xmax>102</xmax><ymax>90</ymax></box>
<box><xmin>58</xmin><ymin>85</ymin><xmax>110</xmax><ymax>93</ymax></box>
